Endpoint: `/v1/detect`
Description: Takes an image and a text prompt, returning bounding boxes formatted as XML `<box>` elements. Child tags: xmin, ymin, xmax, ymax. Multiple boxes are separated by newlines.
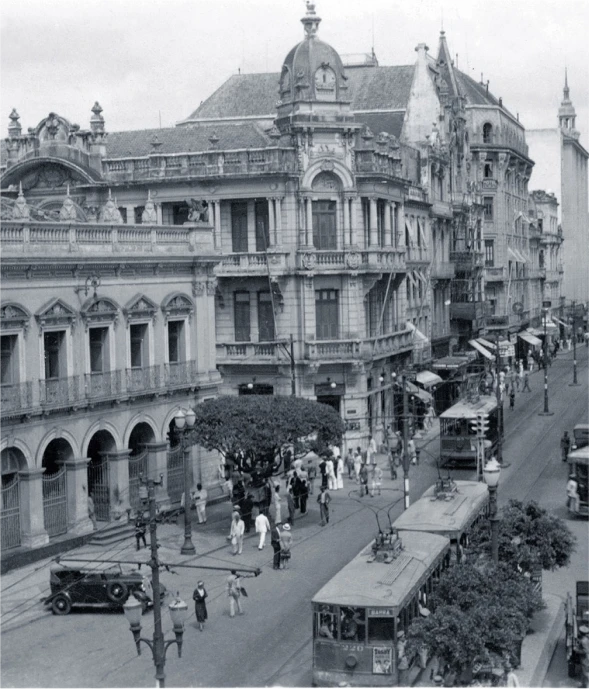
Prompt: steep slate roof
<box><xmin>105</xmin><ymin>122</ymin><xmax>272</xmax><ymax>158</ymax></box>
<box><xmin>186</xmin><ymin>73</ymin><xmax>280</xmax><ymax>120</ymax></box>
<box><xmin>355</xmin><ymin>112</ymin><xmax>406</xmax><ymax>140</ymax></box>
<box><xmin>345</xmin><ymin>65</ymin><xmax>414</xmax><ymax>111</ymax></box>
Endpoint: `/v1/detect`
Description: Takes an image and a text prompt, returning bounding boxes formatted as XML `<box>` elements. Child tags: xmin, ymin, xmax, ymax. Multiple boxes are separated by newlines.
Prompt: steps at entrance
<box><xmin>88</xmin><ymin>520</ymin><xmax>135</xmax><ymax>547</ymax></box>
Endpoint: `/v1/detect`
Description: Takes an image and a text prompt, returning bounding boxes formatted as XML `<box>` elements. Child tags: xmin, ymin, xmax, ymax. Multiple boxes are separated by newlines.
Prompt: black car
<box><xmin>45</xmin><ymin>562</ymin><xmax>166</xmax><ymax>615</ymax></box>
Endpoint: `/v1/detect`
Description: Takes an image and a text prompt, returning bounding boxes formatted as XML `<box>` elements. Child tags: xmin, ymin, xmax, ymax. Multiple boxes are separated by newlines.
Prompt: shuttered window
<box><xmin>312</xmin><ymin>201</ymin><xmax>337</xmax><ymax>250</ymax></box>
<box><xmin>234</xmin><ymin>292</ymin><xmax>251</xmax><ymax>342</ymax></box>
<box><xmin>258</xmin><ymin>292</ymin><xmax>275</xmax><ymax>341</ymax></box>
<box><xmin>231</xmin><ymin>202</ymin><xmax>248</xmax><ymax>252</ymax></box>
<box><xmin>315</xmin><ymin>290</ymin><xmax>339</xmax><ymax>340</ymax></box>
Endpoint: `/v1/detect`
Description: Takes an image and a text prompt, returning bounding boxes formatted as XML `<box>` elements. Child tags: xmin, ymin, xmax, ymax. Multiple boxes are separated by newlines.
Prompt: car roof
<box><xmin>50</xmin><ymin>561</ymin><xmax>137</xmax><ymax>575</ymax></box>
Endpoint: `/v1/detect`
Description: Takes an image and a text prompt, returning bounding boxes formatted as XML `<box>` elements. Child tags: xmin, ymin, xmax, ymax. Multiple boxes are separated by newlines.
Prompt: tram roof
<box><xmin>393</xmin><ymin>481</ymin><xmax>489</xmax><ymax>540</ymax></box>
<box><xmin>439</xmin><ymin>395</ymin><xmax>497</xmax><ymax>419</ymax></box>
<box><xmin>569</xmin><ymin>447</ymin><xmax>589</xmax><ymax>464</ymax></box>
<box><xmin>311</xmin><ymin>531</ymin><xmax>449</xmax><ymax>610</ymax></box>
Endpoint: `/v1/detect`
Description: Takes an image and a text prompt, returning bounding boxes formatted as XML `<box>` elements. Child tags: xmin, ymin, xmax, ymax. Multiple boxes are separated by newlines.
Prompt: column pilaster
<box><xmin>384</xmin><ymin>201</ymin><xmax>392</xmax><ymax>246</ymax></box>
<box><xmin>155</xmin><ymin>203</ymin><xmax>163</xmax><ymax>225</ymax></box>
<box><xmin>350</xmin><ymin>196</ymin><xmax>359</xmax><ymax>246</ymax></box>
<box><xmin>275</xmin><ymin>197</ymin><xmax>282</xmax><ymax>245</ymax></box>
<box><xmin>268</xmin><ymin>198</ymin><xmax>276</xmax><ymax>247</ymax></box>
<box><xmin>369</xmin><ymin>198</ymin><xmax>378</xmax><ymax>246</ymax></box>
<box><xmin>18</xmin><ymin>468</ymin><xmax>49</xmax><ymax>548</ymax></box>
<box><xmin>62</xmin><ymin>457</ymin><xmax>94</xmax><ymax>535</ymax></box>
<box><xmin>305</xmin><ymin>197</ymin><xmax>313</xmax><ymax>246</ymax></box>
<box><xmin>126</xmin><ymin>205</ymin><xmax>135</xmax><ymax>225</ymax></box>
<box><xmin>343</xmin><ymin>196</ymin><xmax>350</xmax><ymax>244</ymax></box>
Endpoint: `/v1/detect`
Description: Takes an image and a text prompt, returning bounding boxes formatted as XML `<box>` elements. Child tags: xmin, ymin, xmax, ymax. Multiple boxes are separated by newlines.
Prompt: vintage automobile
<box><xmin>566</xmin><ymin>580</ymin><xmax>589</xmax><ymax>677</ymax></box>
<box><xmin>45</xmin><ymin>561</ymin><xmax>166</xmax><ymax>615</ymax></box>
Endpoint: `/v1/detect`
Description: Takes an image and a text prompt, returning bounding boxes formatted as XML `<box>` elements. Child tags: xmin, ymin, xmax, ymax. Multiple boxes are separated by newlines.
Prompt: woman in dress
<box><xmin>336</xmin><ymin>456</ymin><xmax>344</xmax><ymax>490</ymax></box>
<box><xmin>192</xmin><ymin>580</ymin><xmax>208</xmax><ymax>631</ymax></box>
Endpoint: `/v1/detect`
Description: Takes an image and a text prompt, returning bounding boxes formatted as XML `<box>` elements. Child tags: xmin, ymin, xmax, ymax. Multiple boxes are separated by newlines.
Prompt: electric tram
<box><xmin>439</xmin><ymin>395</ymin><xmax>499</xmax><ymax>467</ymax></box>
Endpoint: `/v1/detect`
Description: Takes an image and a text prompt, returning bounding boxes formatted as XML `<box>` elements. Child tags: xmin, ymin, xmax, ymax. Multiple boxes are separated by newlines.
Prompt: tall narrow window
<box><xmin>167</xmin><ymin>321</ymin><xmax>185</xmax><ymax>363</ymax></box>
<box><xmin>257</xmin><ymin>292</ymin><xmax>275</xmax><ymax>341</ymax></box>
<box><xmin>483</xmin><ymin>197</ymin><xmax>494</xmax><ymax>220</ymax></box>
<box><xmin>255</xmin><ymin>201</ymin><xmax>270</xmax><ymax>251</ymax></box>
<box><xmin>231</xmin><ymin>202</ymin><xmax>248</xmax><ymax>253</ymax></box>
<box><xmin>312</xmin><ymin>201</ymin><xmax>337</xmax><ymax>250</ymax></box>
<box><xmin>234</xmin><ymin>292</ymin><xmax>251</xmax><ymax>342</ymax></box>
<box><xmin>484</xmin><ymin>162</ymin><xmax>493</xmax><ymax>178</ymax></box>
<box><xmin>89</xmin><ymin>327</ymin><xmax>109</xmax><ymax>373</ymax></box>
<box><xmin>1</xmin><ymin>335</ymin><xmax>18</xmax><ymax>386</ymax></box>
<box><xmin>483</xmin><ymin>122</ymin><xmax>493</xmax><ymax>143</ymax></box>
<box><xmin>130</xmin><ymin>323</ymin><xmax>149</xmax><ymax>368</ymax></box>
<box><xmin>44</xmin><ymin>331</ymin><xmax>66</xmax><ymax>379</ymax></box>
<box><xmin>484</xmin><ymin>239</ymin><xmax>495</xmax><ymax>267</ymax></box>
<box><xmin>134</xmin><ymin>206</ymin><xmax>145</xmax><ymax>224</ymax></box>
<box><xmin>315</xmin><ymin>289</ymin><xmax>339</xmax><ymax>340</ymax></box>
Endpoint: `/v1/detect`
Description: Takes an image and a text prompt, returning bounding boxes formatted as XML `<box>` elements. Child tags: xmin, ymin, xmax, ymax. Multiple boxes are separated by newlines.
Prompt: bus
<box><xmin>393</xmin><ymin>479</ymin><xmax>489</xmax><ymax>559</ymax></box>
<box><xmin>568</xmin><ymin>446</ymin><xmax>589</xmax><ymax>517</ymax></box>
<box><xmin>439</xmin><ymin>396</ymin><xmax>500</xmax><ymax>468</ymax></box>
<box><xmin>311</xmin><ymin>530</ymin><xmax>451</xmax><ymax>687</ymax></box>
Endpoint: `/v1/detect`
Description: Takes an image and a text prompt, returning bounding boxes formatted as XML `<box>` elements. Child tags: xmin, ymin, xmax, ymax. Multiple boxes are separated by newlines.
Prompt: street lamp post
<box><xmin>570</xmin><ymin>301</ymin><xmax>580</xmax><ymax>387</ymax></box>
<box><xmin>401</xmin><ymin>373</ymin><xmax>411</xmax><ymax>511</ymax></box>
<box><xmin>123</xmin><ymin>476</ymin><xmax>188</xmax><ymax>688</ymax></box>
<box><xmin>175</xmin><ymin>408</ymin><xmax>196</xmax><ymax>555</ymax></box>
<box><xmin>483</xmin><ymin>456</ymin><xmax>501</xmax><ymax>563</ymax></box>
<box><xmin>494</xmin><ymin>333</ymin><xmax>504</xmax><ymax>464</ymax></box>
<box><xmin>539</xmin><ymin>308</ymin><xmax>554</xmax><ymax>416</ymax></box>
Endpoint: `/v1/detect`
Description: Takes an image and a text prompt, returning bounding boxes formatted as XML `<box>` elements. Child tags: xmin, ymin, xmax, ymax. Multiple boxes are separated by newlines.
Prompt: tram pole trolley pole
<box><xmin>494</xmin><ymin>333</ymin><xmax>504</xmax><ymax>464</ymax></box>
<box><xmin>539</xmin><ymin>308</ymin><xmax>554</xmax><ymax>417</ymax></box>
<box><xmin>402</xmin><ymin>374</ymin><xmax>410</xmax><ymax>511</ymax></box>
<box><xmin>570</xmin><ymin>301</ymin><xmax>580</xmax><ymax>387</ymax></box>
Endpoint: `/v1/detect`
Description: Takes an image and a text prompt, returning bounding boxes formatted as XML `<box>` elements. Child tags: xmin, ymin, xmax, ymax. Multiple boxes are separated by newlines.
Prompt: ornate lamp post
<box><xmin>174</xmin><ymin>408</ymin><xmax>196</xmax><ymax>555</ymax></box>
<box><xmin>483</xmin><ymin>457</ymin><xmax>501</xmax><ymax>563</ymax></box>
<box><xmin>123</xmin><ymin>475</ymin><xmax>187</xmax><ymax>688</ymax></box>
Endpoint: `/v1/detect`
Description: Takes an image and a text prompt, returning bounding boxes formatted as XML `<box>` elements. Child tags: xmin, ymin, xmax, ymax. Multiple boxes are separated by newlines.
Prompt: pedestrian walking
<box><xmin>306</xmin><ymin>459</ymin><xmax>316</xmax><ymax>495</ymax></box>
<box><xmin>193</xmin><ymin>483</ymin><xmax>208</xmax><ymax>524</ymax></box>
<box><xmin>319</xmin><ymin>456</ymin><xmax>328</xmax><ymax>490</ymax></box>
<box><xmin>317</xmin><ymin>485</ymin><xmax>331</xmax><ymax>526</ymax></box>
<box><xmin>509</xmin><ymin>388</ymin><xmax>515</xmax><ymax>410</ymax></box>
<box><xmin>271</xmin><ymin>484</ymin><xmax>283</xmax><ymax>524</ymax></box>
<box><xmin>280</xmin><ymin>523</ymin><xmax>292</xmax><ymax>569</ymax></box>
<box><xmin>567</xmin><ymin>474</ymin><xmax>579</xmax><ymax>512</ymax></box>
<box><xmin>270</xmin><ymin>522</ymin><xmax>282</xmax><ymax>569</ymax></box>
<box><xmin>561</xmin><ymin>431</ymin><xmax>571</xmax><ymax>462</ymax></box>
<box><xmin>286</xmin><ymin>487</ymin><xmax>295</xmax><ymax>525</ymax></box>
<box><xmin>369</xmin><ymin>463</ymin><xmax>383</xmax><ymax>497</ymax></box>
<box><xmin>255</xmin><ymin>511</ymin><xmax>270</xmax><ymax>549</ymax></box>
<box><xmin>511</xmin><ymin>369</ymin><xmax>520</xmax><ymax>392</ymax></box>
<box><xmin>134</xmin><ymin>512</ymin><xmax>147</xmax><ymax>550</ymax></box>
<box><xmin>87</xmin><ymin>491</ymin><xmax>98</xmax><ymax>531</ymax></box>
<box><xmin>353</xmin><ymin>448</ymin><xmax>362</xmax><ymax>483</ymax></box>
<box><xmin>226</xmin><ymin>570</ymin><xmax>245</xmax><ymax>617</ymax></box>
<box><xmin>407</xmin><ymin>438</ymin><xmax>417</xmax><ymax>465</ymax></box>
<box><xmin>326</xmin><ymin>456</ymin><xmax>336</xmax><ymax>490</ymax></box>
<box><xmin>242</xmin><ymin>492</ymin><xmax>254</xmax><ymax>533</ymax></box>
<box><xmin>346</xmin><ymin>449</ymin><xmax>355</xmax><ymax>478</ymax></box>
<box><xmin>336</xmin><ymin>455</ymin><xmax>344</xmax><ymax>490</ymax></box>
<box><xmin>229</xmin><ymin>511</ymin><xmax>245</xmax><ymax>555</ymax></box>
<box><xmin>359</xmin><ymin>462</ymin><xmax>369</xmax><ymax>496</ymax></box>
<box><xmin>368</xmin><ymin>435</ymin><xmax>378</xmax><ymax>464</ymax></box>
<box><xmin>298</xmin><ymin>475</ymin><xmax>309</xmax><ymax>514</ymax></box>
<box><xmin>192</xmin><ymin>581</ymin><xmax>208</xmax><ymax>631</ymax></box>
<box><xmin>389</xmin><ymin>450</ymin><xmax>398</xmax><ymax>480</ymax></box>
<box><xmin>522</xmin><ymin>370</ymin><xmax>531</xmax><ymax>392</ymax></box>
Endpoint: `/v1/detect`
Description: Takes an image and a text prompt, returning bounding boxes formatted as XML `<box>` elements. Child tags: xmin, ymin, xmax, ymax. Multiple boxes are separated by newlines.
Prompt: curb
<box><xmin>528</xmin><ymin>593</ymin><xmax>565</xmax><ymax>688</ymax></box>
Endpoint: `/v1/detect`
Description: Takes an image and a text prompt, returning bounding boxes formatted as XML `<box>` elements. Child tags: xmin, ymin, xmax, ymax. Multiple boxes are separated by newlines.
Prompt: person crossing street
<box><xmin>317</xmin><ymin>485</ymin><xmax>331</xmax><ymax>526</ymax></box>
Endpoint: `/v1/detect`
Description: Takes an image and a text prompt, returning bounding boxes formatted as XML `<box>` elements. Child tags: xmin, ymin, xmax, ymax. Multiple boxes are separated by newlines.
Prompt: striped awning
<box><xmin>518</xmin><ymin>331</ymin><xmax>542</xmax><ymax>347</ymax></box>
<box><xmin>468</xmin><ymin>339</ymin><xmax>495</xmax><ymax>360</ymax></box>
<box><xmin>477</xmin><ymin>337</ymin><xmax>497</xmax><ymax>350</ymax></box>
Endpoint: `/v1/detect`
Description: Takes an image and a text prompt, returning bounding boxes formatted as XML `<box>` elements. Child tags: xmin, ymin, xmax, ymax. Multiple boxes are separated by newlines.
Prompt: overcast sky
<box><xmin>2</xmin><ymin>0</ymin><xmax>588</xmax><ymax>143</ymax></box>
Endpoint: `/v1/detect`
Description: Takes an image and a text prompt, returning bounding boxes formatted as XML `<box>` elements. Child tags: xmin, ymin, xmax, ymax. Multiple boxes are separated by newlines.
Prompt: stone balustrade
<box><xmin>216</xmin><ymin>341</ymin><xmax>289</xmax><ymax>363</ymax></box>
<box><xmin>216</xmin><ymin>251</ymin><xmax>290</xmax><ymax>275</ymax></box>
<box><xmin>296</xmin><ymin>247</ymin><xmax>406</xmax><ymax>272</ymax></box>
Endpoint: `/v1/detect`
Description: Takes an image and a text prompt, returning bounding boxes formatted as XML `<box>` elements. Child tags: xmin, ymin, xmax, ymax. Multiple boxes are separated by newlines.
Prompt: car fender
<box><xmin>44</xmin><ymin>590</ymin><xmax>72</xmax><ymax>606</ymax></box>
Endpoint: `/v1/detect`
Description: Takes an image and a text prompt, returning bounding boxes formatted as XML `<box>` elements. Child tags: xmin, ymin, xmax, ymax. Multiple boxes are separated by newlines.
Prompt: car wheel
<box><xmin>106</xmin><ymin>582</ymin><xmax>129</xmax><ymax>603</ymax></box>
<box><xmin>52</xmin><ymin>594</ymin><xmax>72</xmax><ymax>615</ymax></box>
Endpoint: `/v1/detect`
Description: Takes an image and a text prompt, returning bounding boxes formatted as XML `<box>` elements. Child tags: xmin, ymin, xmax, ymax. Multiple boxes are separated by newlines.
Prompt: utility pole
<box><xmin>402</xmin><ymin>374</ymin><xmax>410</xmax><ymax>510</ymax></box>
<box><xmin>290</xmin><ymin>333</ymin><xmax>296</xmax><ymax>396</ymax></box>
<box><xmin>494</xmin><ymin>333</ymin><xmax>503</xmax><ymax>464</ymax></box>
<box><xmin>539</xmin><ymin>307</ymin><xmax>554</xmax><ymax>416</ymax></box>
<box><xmin>570</xmin><ymin>301</ymin><xmax>579</xmax><ymax>387</ymax></box>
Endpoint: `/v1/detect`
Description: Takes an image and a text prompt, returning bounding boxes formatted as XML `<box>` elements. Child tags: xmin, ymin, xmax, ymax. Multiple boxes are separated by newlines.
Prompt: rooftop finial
<box><xmin>301</xmin><ymin>0</ymin><xmax>321</xmax><ymax>38</ymax></box>
<box><xmin>563</xmin><ymin>67</ymin><xmax>570</xmax><ymax>101</ymax></box>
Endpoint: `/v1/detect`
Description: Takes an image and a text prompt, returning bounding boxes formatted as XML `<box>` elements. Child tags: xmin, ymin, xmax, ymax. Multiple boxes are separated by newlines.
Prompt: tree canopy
<box><xmin>406</xmin><ymin>563</ymin><xmax>544</xmax><ymax>674</ymax></box>
<box><xmin>468</xmin><ymin>499</ymin><xmax>576</xmax><ymax>572</ymax></box>
<box><xmin>190</xmin><ymin>395</ymin><xmax>344</xmax><ymax>474</ymax></box>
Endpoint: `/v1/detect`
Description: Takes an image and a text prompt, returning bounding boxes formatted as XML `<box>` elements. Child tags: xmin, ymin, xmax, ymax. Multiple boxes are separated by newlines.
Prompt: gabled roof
<box><xmin>454</xmin><ymin>70</ymin><xmax>502</xmax><ymax>108</ymax></box>
<box><xmin>345</xmin><ymin>65</ymin><xmax>415</xmax><ymax>111</ymax></box>
<box><xmin>105</xmin><ymin>122</ymin><xmax>273</xmax><ymax>158</ymax></box>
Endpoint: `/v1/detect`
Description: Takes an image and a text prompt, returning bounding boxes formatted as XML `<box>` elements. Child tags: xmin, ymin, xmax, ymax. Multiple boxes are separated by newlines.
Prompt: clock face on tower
<box><xmin>314</xmin><ymin>66</ymin><xmax>336</xmax><ymax>99</ymax></box>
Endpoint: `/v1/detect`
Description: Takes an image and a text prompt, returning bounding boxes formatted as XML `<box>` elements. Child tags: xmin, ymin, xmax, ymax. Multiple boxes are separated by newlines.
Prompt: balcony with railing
<box><xmin>304</xmin><ymin>339</ymin><xmax>362</xmax><ymax>361</ymax></box>
<box><xmin>363</xmin><ymin>329</ymin><xmax>414</xmax><ymax>359</ymax></box>
<box><xmin>40</xmin><ymin>376</ymin><xmax>84</xmax><ymax>409</ymax></box>
<box><xmin>102</xmin><ymin>148</ymin><xmax>298</xmax><ymax>183</ymax></box>
<box><xmin>485</xmin><ymin>266</ymin><xmax>505</xmax><ymax>281</ymax></box>
<box><xmin>1</xmin><ymin>220</ymin><xmax>216</xmax><ymax>256</ymax></box>
<box><xmin>469</xmin><ymin>132</ymin><xmax>529</xmax><ymax>158</ymax></box>
<box><xmin>296</xmin><ymin>247</ymin><xmax>406</xmax><ymax>273</ymax></box>
<box><xmin>449</xmin><ymin>250</ymin><xmax>484</xmax><ymax>269</ymax></box>
<box><xmin>405</xmin><ymin>246</ymin><xmax>430</xmax><ymax>265</ymax></box>
<box><xmin>216</xmin><ymin>251</ymin><xmax>290</xmax><ymax>276</ymax></box>
<box><xmin>85</xmin><ymin>371</ymin><xmax>123</xmax><ymax>401</ymax></box>
<box><xmin>216</xmin><ymin>341</ymin><xmax>290</xmax><ymax>365</ymax></box>
<box><xmin>1</xmin><ymin>382</ymin><xmax>33</xmax><ymax>415</ymax></box>
<box><xmin>449</xmin><ymin>301</ymin><xmax>486</xmax><ymax>321</ymax></box>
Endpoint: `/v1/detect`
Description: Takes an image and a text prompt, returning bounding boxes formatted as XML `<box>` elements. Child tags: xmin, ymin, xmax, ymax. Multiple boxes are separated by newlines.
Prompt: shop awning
<box><xmin>406</xmin><ymin>322</ymin><xmax>429</xmax><ymax>343</ymax></box>
<box><xmin>432</xmin><ymin>356</ymin><xmax>472</xmax><ymax>371</ymax></box>
<box><xmin>518</xmin><ymin>331</ymin><xmax>542</xmax><ymax>347</ymax></box>
<box><xmin>468</xmin><ymin>339</ymin><xmax>495</xmax><ymax>360</ymax></box>
<box><xmin>415</xmin><ymin>370</ymin><xmax>443</xmax><ymax>388</ymax></box>
<box><xmin>406</xmin><ymin>380</ymin><xmax>433</xmax><ymax>403</ymax></box>
<box><xmin>477</xmin><ymin>337</ymin><xmax>497</xmax><ymax>350</ymax></box>
<box><xmin>507</xmin><ymin>247</ymin><xmax>527</xmax><ymax>263</ymax></box>
<box><xmin>553</xmin><ymin>317</ymin><xmax>568</xmax><ymax>327</ymax></box>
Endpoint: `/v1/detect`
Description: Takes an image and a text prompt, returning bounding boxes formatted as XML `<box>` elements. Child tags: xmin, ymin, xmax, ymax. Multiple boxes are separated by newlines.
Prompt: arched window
<box><xmin>482</xmin><ymin>122</ymin><xmax>493</xmax><ymax>144</ymax></box>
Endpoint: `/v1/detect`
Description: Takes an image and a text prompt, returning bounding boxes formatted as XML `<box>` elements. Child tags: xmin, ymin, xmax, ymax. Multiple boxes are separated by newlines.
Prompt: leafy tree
<box><xmin>190</xmin><ymin>395</ymin><xmax>343</xmax><ymax>475</ymax></box>
<box><xmin>469</xmin><ymin>499</ymin><xmax>576</xmax><ymax>572</ymax></box>
<box><xmin>407</xmin><ymin>563</ymin><xmax>544</xmax><ymax>675</ymax></box>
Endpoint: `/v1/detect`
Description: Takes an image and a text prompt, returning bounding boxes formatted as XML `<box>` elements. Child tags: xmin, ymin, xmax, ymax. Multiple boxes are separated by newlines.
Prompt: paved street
<box><xmin>1</xmin><ymin>346</ymin><xmax>587</xmax><ymax>688</ymax></box>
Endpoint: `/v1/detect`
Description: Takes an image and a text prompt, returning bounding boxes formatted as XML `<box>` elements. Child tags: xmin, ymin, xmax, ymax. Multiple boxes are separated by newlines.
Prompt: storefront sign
<box><xmin>372</xmin><ymin>647</ymin><xmax>393</xmax><ymax>674</ymax></box>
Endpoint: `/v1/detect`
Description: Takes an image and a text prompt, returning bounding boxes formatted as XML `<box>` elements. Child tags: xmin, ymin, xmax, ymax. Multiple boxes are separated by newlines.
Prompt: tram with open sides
<box><xmin>567</xmin><ymin>446</ymin><xmax>589</xmax><ymax>517</ymax></box>
<box><xmin>393</xmin><ymin>479</ymin><xmax>489</xmax><ymax>560</ymax></box>
<box><xmin>311</xmin><ymin>530</ymin><xmax>451</xmax><ymax>687</ymax></box>
<box><xmin>439</xmin><ymin>395</ymin><xmax>499</xmax><ymax>468</ymax></box>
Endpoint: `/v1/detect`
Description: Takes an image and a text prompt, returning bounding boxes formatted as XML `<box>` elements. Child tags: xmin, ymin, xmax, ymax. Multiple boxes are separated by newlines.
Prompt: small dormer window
<box><xmin>483</xmin><ymin>122</ymin><xmax>493</xmax><ymax>143</ymax></box>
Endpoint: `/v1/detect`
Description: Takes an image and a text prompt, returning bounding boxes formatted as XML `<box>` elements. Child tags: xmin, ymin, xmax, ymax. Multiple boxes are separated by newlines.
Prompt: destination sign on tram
<box><xmin>367</xmin><ymin>608</ymin><xmax>394</xmax><ymax>617</ymax></box>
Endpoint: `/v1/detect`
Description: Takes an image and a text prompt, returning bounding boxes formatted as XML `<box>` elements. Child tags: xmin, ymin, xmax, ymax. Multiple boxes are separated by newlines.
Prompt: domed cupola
<box><xmin>278</xmin><ymin>1</ymin><xmax>348</xmax><ymax>108</ymax></box>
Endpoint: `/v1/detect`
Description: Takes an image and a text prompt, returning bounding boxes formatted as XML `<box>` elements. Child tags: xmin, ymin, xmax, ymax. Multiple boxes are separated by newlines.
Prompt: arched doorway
<box><xmin>87</xmin><ymin>431</ymin><xmax>116</xmax><ymax>521</ymax></box>
<box><xmin>1</xmin><ymin>448</ymin><xmax>26</xmax><ymax>550</ymax></box>
<box><xmin>41</xmin><ymin>439</ymin><xmax>72</xmax><ymax>537</ymax></box>
<box><xmin>128</xmin><ymin>423</ymin><xmax>155</xmax><ymax>512</ymax></box>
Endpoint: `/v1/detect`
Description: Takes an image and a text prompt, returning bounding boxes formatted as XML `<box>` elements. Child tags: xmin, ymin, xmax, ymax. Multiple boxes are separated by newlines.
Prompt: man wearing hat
<box><xmin>280</xmin><ymin>523</ymin><xmax>292</xmax><ymax>569</ymax></box>
<box><xmin>579</xmin><ymin>625</ymin><xmax>589</xmax><ymax>688</ymax></box>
